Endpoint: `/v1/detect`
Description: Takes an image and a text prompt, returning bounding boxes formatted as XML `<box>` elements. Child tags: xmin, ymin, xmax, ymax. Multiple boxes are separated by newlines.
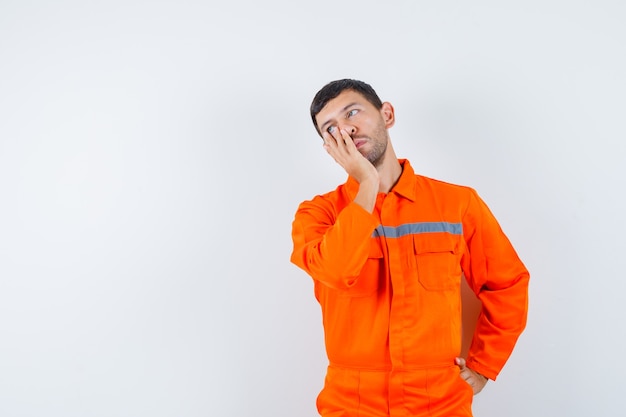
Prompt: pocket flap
<box><xmin>413</xmin><ymin>233</ymin><xmax>456</xmax><ymax>254</ymax></box>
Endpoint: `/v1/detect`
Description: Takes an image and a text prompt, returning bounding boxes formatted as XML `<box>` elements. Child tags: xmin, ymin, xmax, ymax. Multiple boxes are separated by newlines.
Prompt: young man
<box><xmin>290</xmin><ymin>79</ymin><xmax>529</xmax><ymax>417</ymax></box>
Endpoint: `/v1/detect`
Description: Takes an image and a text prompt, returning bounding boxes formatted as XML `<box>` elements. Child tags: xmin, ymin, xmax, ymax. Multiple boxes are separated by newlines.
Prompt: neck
<box><xmin>376</xmin><ymin>148</ymin><xmax>402</xmax><ymax>194</ymax></box>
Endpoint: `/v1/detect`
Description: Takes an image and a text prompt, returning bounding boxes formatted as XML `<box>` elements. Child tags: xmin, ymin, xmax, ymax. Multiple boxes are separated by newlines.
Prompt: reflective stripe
<box><xmin>372</xmin><ymin>222</ymin><xmax>463</xmax><ymax>238</ymax></box>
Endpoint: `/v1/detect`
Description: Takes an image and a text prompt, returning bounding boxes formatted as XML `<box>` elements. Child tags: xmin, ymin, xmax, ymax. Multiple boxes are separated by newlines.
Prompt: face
<box><xmin>315</xmin><ymin>90</ymin><xmax>394</xmax><ymax>167</ymax></box>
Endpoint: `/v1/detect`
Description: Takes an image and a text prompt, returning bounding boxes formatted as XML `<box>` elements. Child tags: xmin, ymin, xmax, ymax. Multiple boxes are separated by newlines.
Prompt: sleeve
<box><xmin>460</xmin><ymin>189</ymin><xmax>530</xmax><ymax>381</ymax></box>
<box><xmin>290</xmin><ymin>198</ymin><xmax>380</xmax><ymax>291</ymax></box>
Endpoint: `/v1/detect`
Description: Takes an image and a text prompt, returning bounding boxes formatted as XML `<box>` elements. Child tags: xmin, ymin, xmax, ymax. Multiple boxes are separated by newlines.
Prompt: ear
<box><xmin>381</xmin><ymin>102</ymin><xmax>395</xmax><ymax>128</ymax></box>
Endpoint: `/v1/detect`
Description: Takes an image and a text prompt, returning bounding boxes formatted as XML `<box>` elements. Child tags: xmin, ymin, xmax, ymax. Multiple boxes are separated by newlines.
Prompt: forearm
<box><xmin>291</xmin><ymin>201</ymin><xmax>380</xmax><ymax>289</ymax></box>
<box><xmin>466</xmin><ymin>270</ymin><xmax>530</xmax><ymax>380</ymax></box>
<box><xmin>353</xmin><ymin>176</ymin><xmax>378</xmax><ymax>213</ymax></box>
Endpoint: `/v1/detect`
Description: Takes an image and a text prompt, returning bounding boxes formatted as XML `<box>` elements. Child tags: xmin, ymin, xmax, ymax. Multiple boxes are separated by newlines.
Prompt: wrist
<box><xmin>354</xmin><ymin>176</ymin><xmax>378</xmax><ymax>213</ymax></box>
<box><xmin>357</xmin><ymin>170</ymin><xmax>379</xmax><ymax>186</ymax></box>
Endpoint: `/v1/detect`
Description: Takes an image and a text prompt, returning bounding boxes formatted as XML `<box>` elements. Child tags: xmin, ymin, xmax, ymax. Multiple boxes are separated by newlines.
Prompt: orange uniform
<box><xmin>291</xmin><ymin>160</ymin><xmax>529</xmax><ymax>417</ymax></box>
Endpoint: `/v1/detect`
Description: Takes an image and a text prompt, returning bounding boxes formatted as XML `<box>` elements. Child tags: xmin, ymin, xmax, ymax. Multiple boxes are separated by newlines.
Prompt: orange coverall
<box><xmin>291</xmin><ymin>160</ymin><xmax>529</xmax><ymax>417</ymax></box>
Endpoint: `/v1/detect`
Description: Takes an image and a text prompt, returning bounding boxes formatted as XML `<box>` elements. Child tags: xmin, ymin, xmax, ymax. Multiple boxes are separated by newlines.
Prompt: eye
<box><xmin>326</xmin><ymin>125</ymin><xmax>336</xmax><ymax>134</ymax></box>
<box><xmin>347</xmin><ymin>109</ymin><xmax>358</xmax><ymax>118</ymax></box>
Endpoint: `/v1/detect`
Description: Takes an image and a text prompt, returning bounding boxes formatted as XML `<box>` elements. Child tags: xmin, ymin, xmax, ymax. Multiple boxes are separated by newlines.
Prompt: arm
<box><xmin>290</xmin><ymin>128</ymin><xmax>381</xmax><ymax>289</ymax></box>
<box><xmin>291</xmin><ymin>199</ymin><xmax>379</xmax><ymax>290</ymax></box>
<box><xmin>460</xmin><ymin>189</ymin><xmax>530</xmax><ymax>381</ymax></box>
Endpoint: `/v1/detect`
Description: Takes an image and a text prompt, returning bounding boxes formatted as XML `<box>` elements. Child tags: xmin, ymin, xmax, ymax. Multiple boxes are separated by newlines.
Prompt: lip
<box><xmin>353</xmin><ymin>138</ymin><xmax>367</xmax><ymax>148</ymax></box>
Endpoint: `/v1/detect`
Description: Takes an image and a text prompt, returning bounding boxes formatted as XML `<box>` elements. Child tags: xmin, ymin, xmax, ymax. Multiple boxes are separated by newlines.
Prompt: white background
<box><xmin>1</xmin><ymin>1</ymin><xmax>624</xmax><ymax>416</ymax></box>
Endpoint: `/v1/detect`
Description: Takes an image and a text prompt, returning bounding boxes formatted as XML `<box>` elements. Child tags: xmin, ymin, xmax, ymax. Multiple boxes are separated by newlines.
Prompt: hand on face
<box><xmin>322</xmin><ymin>127</ymin><xmax>379</xmax><ymax>185</ymax></box>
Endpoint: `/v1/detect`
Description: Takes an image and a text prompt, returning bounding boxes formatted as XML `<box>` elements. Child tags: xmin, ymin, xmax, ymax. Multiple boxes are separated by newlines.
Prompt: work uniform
<box><xmin>291</xmin><ymin>160</ymin><xmax>529</xmax><ymax>417</ymax></box>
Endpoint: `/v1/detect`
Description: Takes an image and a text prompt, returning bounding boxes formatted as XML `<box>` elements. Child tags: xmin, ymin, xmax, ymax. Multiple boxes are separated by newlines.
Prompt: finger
<box><xmin>322</xmin><ymin>131</ymin><xmax>349</xmax><ymax>165</ymax></box>
<box><xmin>455</xmin><ymin>357</ymin><xmax>466</xmax><ymax>370</ymax></box>
<box><xmin>339</xmin><ymin>129</ymin><xmax>356</xmax><ymax>151</ymax></box>
<box><xmin>327</xmin><ymin>129</ymin><xmax>353</xmax><ymax>161</ymax></box>
<box><xmin>322</xmin><ymin>131</ymin><xmax>336</xmax><ymax>147</ymax></box>
<box><xmin>331</xmin><ymin>128</ymin><xmax>349</xmax><ymax>152</ymax></box>
<box><xmin>327</xmin><ymin>127</ymin><xmax>342</xmax><ymax>143</ymax></box>
<box><xmin>322</xmin><ymin>133</ymin><xmax>342</xmax><ymax>159</ymax></box>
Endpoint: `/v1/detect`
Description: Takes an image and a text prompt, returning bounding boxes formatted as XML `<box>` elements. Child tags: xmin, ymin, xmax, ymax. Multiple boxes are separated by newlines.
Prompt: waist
<box><xmin>328</xmin><ymin>360</ymin><xmax>456</xmax><ymax>372</ymax></box>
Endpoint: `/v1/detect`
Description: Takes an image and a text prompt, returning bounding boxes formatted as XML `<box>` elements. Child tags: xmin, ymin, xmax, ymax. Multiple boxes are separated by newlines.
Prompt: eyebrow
<box><xmin>319</xmin><ymin>102</ymin><xmax>359</xmax><ymax>132</ymax></box>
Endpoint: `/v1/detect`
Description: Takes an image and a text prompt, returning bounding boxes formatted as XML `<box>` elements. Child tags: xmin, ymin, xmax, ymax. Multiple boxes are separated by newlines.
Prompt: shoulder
<box><xmin>415</xmin><ymin>174</ymin><xmax>477</xmax><ymax>198</ymax></box>
<box><xmin>295</xmin><ymin>183</ymin><xmax>349</xmax><ymax>218</ymax></box>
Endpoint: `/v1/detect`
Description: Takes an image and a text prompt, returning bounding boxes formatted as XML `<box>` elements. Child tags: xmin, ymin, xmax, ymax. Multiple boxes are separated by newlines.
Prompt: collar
<box><xmin>345</xmin><ymin>159</ymin><xmax>417</xmax><ymax>202</ymax></box>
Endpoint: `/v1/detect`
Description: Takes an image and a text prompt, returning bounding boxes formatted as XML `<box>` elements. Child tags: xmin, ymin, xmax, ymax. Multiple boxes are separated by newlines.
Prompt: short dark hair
<box><xmin>310</xmin><ymin>79</ymin><xmax>383</xmax><ymax>135</ymax></box>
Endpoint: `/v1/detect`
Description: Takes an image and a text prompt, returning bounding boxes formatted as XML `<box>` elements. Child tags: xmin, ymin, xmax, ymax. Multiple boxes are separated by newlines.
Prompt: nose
<box><xmin>338</xmin><ymin>123</ymin><xmax>356</xmax><ymax>136</ymax></box>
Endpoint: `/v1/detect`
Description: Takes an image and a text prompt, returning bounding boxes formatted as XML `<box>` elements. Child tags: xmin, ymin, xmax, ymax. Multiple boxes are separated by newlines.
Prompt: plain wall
<box><xmin>1</xmin><ymin>1</ymin><xmax>624</xmax><ymax>416</ymax></box>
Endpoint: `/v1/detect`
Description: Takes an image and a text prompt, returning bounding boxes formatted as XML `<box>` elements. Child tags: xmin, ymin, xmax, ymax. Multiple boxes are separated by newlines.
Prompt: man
<box><xmin>290</xmin><ymin>79</ymin><xmax>529</xmax><ymax>417</ymax></box>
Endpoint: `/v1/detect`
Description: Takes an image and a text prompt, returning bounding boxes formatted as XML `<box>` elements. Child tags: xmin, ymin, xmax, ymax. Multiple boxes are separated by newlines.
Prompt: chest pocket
<box><xmin>341</xmin><ymin>239</ymin><xmax>383</xmax><ymax>297</ymax></box>
<box><xmin>413</xmin><ymin>233</ymin><xmax>461</xmax><ymax>291</ymax></box>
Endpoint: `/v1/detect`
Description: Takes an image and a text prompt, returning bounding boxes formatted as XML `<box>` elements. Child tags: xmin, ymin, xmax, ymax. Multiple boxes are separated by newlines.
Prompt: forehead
<box><xmin>317</xmin><ymin>90</ymin><xmax>371</xmax><ymax>120</ymax></box>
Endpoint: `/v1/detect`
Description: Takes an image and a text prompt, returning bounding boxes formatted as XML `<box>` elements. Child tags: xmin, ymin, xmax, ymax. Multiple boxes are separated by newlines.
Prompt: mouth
<box><xmin>352</xmin><ymin>138</ymin><xmax>368</xmax><ymax>148</ymax></box>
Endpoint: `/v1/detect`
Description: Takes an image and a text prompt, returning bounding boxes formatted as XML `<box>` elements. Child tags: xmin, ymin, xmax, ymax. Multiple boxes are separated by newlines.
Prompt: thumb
<box><xmin>455</xmin><ymin>357</ymin><xmax>466</xmax><ymax>369</ymax></box>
